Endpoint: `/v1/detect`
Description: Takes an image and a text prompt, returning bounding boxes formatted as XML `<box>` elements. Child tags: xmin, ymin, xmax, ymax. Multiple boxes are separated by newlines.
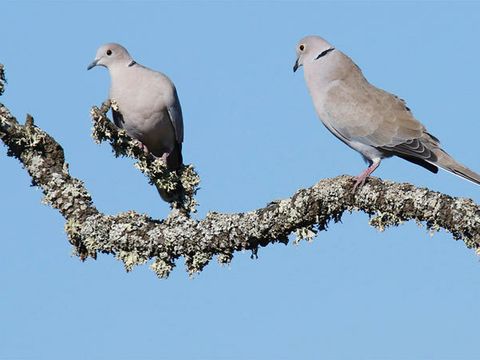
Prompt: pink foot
<box><xmin>133</xmin><ymin>139</ymin><xmax>150</xmax><ymax>154</ymax></box>
<box><xmin>353</xmin><ymin>159</ymin><xmax>381</xmax><ymax>192</ymax></box>
<box><xmin>161</xmin><ymin>152</ymin><xmax>170</xmax><ymax>163</ymax></box>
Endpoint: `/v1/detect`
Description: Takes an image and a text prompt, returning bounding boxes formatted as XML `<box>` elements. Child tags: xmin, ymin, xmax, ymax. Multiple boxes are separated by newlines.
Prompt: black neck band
<box><xmin>315</xmin><ymin>48</ymin><xmax>335</xmax><ymax>60</ymax></box>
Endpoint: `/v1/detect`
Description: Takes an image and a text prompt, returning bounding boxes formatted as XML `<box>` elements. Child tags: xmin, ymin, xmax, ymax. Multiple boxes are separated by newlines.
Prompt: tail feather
<box><xmin>166</xmin><ymin>141</ymin><xmax>183</xmax><ymax>171</ymax></box>
<box><xmin>430</xmin><ymin>149</ymin><xmax>480</xmax><ymax>186</ymax></box>
<box><xmin>396</xmin><ymin>153</ymin><xmax>439</xmax><ymax>174</ymax></box>
<box><xmin>157</xmin><ymin>186</ymin><xmax>181</xmax><ymax>203</ymax></box>
<box><xmin>157</xmin><ymin>141</ymin><xmax>184</xmax><ymax>203</ymax></box>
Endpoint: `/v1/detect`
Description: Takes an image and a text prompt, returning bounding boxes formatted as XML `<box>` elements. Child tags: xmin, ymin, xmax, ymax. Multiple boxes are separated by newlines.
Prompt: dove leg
<box><xmin>353</xmin><ymin>158</ymin><xmax>381</xmax><ymax>191</ymax></box>
<box><xmin>140</xmin><ymin>143</ymin><xmax>149</xmax><ymax>154</ymax></box>
<box><xmin>132</xmin><ymin>139</ymin><xmax>150</xmax><ymax>154</ymax></box>
<box><xmin>161</xmin><ymin>152</ymin><xmax>170</xmax><ymax>163</ymax></box>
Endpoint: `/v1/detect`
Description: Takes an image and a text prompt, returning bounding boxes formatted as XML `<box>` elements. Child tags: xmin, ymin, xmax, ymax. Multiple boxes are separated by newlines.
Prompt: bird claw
<box><xmin>133</xmin><ymin>139</ymin><xmax>150</xmax><ymax>154</ymax></box>
<box><xmin>352</xmin><ymin>160</ymin><xmax>381</xmax><ymax>192</ymax></box>
<box><xmin>161</xmin><ymin>152</ymin><xmax>170</xmax><ymax>165</ymax></box>
<box><xmin>352</xmin><ymin>176</ymin><xmax>367</xmax><ymax>192</ymax></box>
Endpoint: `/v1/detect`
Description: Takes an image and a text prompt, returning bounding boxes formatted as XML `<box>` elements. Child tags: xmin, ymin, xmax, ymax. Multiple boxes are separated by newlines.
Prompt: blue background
<box><xmin>1</xmin><ymin>2</ymin><xmax>480</xmax><ymax>359</ymax></box>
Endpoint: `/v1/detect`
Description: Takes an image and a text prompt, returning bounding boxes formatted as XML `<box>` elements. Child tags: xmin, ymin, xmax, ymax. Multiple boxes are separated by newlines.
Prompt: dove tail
<box><xmin>166</xmin><ymin>141</ymin><xmax>183</xmax><ymax>171</ymax></box>
<box><xmin>430</xmin><ymin>149</ymin><xmax>480</xmax><ymax>186</ymax></box>
<box><xmin>156</xmin><ymin>186</ymin><xmax>180</xmax><ymax>203</ymax></box>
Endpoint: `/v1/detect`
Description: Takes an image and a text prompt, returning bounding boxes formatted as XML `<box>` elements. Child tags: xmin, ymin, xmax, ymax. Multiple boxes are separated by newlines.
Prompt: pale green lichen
<box><xmin>150</xmin><ymin>256</ymin><xmax>176</xmax><ymax>279</ymax></box>
<box><xmin>369</xmin><ymin>211</ymin><xmax>404</xmax><ymax>232</ymax></box>
<box><xmin>65</xmin><ymin>218</ymin><xmax>82</xmax><ymax>239</ymax></box>
<box><xmin>185</xmin><ymin>251</ymin><xmax>212</xmax><ymax>276</ymax></box>
<box><xmin>216</xmin><ymin>253</ymin><xmax>233</xmax><ymax>265</ymax></box>
<box><xmin>116</xmin><ymin>250</ymin><xmax>149</xmax><ymax>272</ymax></box>
<box><xmin>294</xmin><ymin>225</ymin><xmax>317</xmax><ymax>245</ymax></box>
<box><xmin>65</xmin><ymin>217</ymin><xmax>98</xmax><ymax>259</ymax></box>
<box><xmin>28</xmin><ymin>155</ymin><xmax>46</xmax><ymax>175</ymax></box>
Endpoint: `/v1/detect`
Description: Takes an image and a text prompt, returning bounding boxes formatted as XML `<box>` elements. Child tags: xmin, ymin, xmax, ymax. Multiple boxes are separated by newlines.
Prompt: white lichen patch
<box><xmin>28</xmin><ymin>154</ymin><xmax>45</xmax><ymax>174</ymax></box>
<box><xmin>294</xmin><ymin>226</ymin><xmax>317</xmax><ymax>245</ymax></box>
<box><xmin>186</xmin><ymin>251</ymin><xmax>212</xmax><ymax>277</ymax></box>
<box><xmin>216</xmin><ymin>253</ymin><xmax>233</xmax><ymax>265</ymax></box>
<box><xmin>369</xmin><ymin>211</ymin><xmax>404</xmax><ymax>232</ymax></box>
<box><xmin>150</xmin><ymin>256</ymin><xmax>175</xmax><ymax>279</ymax></box>
<box><xmin>116</xmin><ymin>250</ymin><xmax>148</xmax><ymax>272</ymax></box>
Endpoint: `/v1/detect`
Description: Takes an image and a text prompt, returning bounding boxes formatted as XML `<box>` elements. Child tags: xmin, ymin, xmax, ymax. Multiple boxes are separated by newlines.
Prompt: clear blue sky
<box><xmin>2</xmin><ymin>1</ymin><xmax>480</xmax><ymax>359</ymax></box>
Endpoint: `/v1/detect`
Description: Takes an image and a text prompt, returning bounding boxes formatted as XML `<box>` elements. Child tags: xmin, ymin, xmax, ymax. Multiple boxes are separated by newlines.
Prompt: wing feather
<box><xmin>111</xmin><ymin>108</ymin><xmax>124</xmax><ymax>128</ymax></box>
<box><xmin>323</xmin><ymin>76</ymin><xmax>441</xmax><ymax>164</ymax></box>
<box><xmin>166</xmin><ymin>87</ymin><xmax>184</xmax><ymax>144</ymax></box>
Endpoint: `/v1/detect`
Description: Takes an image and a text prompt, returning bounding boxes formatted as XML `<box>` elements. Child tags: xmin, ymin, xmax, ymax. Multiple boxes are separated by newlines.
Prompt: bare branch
<box><xmin>1</xmin><ymin>64</ymin><xmax>479</xmax><ymax>278</ymax></box>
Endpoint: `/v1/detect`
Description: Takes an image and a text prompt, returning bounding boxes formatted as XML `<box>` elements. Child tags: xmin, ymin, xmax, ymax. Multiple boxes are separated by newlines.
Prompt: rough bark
<box><xmin>1</xmin><ymin>65</ymin><xmax>479</xmax><ymax>278</ymax></box>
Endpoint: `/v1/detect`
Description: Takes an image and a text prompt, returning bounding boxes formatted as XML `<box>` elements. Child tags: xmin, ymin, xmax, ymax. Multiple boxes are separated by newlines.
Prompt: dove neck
<box><xmin>108</xmin><ymin>60</ymin><xmax>136</xmax><ymax>78</ymax></box>
<box><xmin>304</xmin><ymin>51</ymin><xmax>357</xmax><ymax>87</ymax></box>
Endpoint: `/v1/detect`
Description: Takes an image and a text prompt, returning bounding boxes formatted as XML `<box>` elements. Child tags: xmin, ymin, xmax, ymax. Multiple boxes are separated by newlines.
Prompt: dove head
<box><xmin>293</xmin><ymin>36</ymin><xmax>335</xmax><ymax>73</ymax></box>
<box><xmin>87</xmin><ymin>43</ymin><xmax>134</xmax><ymax>70</ymax></box>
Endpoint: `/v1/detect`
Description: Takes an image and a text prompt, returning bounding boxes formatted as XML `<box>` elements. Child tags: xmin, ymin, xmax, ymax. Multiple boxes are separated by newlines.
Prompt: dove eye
<box><xmin>106</xmin><ymin>50</ymin><xmax>112</xmax><ymax>56</ymax></box>
<box><xmin>299</xmin><ymin>44</ymin><xmax>305</xmax><ymax>51</ymax></box>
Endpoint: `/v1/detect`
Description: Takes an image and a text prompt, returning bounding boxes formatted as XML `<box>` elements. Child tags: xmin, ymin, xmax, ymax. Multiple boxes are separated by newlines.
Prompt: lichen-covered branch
<box><xmin>65</xmin><ymin>175</ymin><xmax>480</xmax><ymax>277</ymax></box>
<box><xmin>1</xmin><ymin>64</ymin><xmax>479</xmax><ymax>278</ymax></box>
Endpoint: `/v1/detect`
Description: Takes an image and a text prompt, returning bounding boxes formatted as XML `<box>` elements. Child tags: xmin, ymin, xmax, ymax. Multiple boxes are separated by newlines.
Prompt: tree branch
<box><xmin>1</xmin><ymin>64</ymin><xmax>479</xmax><ymax>278</ymax></box>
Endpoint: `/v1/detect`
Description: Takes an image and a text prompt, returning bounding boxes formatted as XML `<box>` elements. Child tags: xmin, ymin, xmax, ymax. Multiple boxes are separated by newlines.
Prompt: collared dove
<box><xmin>88</xmin><ymin>43</ymin><xmax>183</xmax><ymax>172</ymax></box>
<box><xmin>294</xmin><ymin>35</ymin><xmax>480</xmax><ymax>189</ymax></box>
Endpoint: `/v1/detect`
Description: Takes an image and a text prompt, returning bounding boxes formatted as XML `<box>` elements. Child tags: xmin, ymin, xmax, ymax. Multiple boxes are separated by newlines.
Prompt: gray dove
<box><xmin>294</xmin><ymin>35</ymin><xmax>480</xmax><ymax>189</ymax></box>
<box><xmin>88</xmin><ymin>43</ymin><xmax>183</xmax><ymax>171</ymax></box>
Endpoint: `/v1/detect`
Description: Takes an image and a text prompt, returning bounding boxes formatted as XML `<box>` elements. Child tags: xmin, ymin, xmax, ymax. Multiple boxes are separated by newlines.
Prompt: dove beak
<box><xmin>293</xmin><ymin>58</ymin><xmax>300</xmax><ymax>73</ymax></box>
<box><xmin>87</xmin><ymin>59</ymin><xmax>99</xmax><ymax>71</ymax></box>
